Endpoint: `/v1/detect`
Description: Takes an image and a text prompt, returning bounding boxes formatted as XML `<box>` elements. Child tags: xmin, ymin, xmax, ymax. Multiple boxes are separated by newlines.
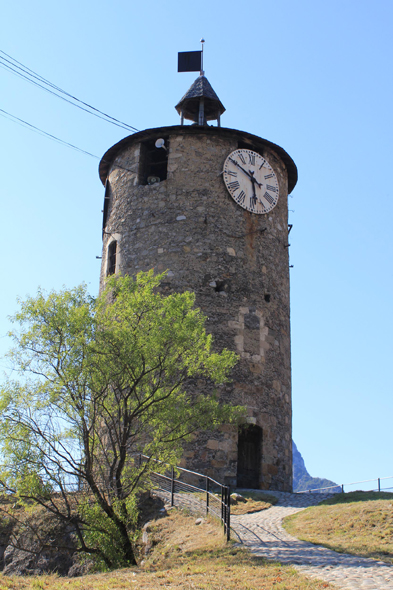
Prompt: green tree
<box><xmin>0</xmin><ymin>271</ymin><xmax>241</xmax><ymax>568</ymax></box>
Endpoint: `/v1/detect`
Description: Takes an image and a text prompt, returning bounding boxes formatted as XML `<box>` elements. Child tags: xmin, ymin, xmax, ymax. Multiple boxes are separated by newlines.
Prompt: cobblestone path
<box><xmin>232</xmin><ymin>491</ymin><xmax>393</xmax><ymax>590</ymax></box>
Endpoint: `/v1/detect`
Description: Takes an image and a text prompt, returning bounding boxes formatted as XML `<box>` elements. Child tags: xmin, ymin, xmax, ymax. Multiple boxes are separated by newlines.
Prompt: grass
<box><xmin>283</xmin><ymin>491</ymin><xmax>393</xmax><ymax>565</ymax></box>
<box><xmin>0</xmin><ymin>509</ymin><xmax>334</xmax><ymax>590</ymax></box>
<box><xmin>230</xmin><ymin>491</ymin><xmax>279</xmax><ymax>516</ymax></box>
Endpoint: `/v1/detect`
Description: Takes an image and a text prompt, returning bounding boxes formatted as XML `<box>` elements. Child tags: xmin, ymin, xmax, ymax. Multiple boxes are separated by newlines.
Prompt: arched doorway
<box><xmin>237</xmin><ymin>424</ymin><xmax>262</xmax><ymax>488</ymax></box>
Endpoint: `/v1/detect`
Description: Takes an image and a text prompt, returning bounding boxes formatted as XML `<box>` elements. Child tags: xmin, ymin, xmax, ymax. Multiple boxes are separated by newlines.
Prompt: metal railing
<box><xmin>297</xmin><ymin>475</ymin><xmax>393</xmax><ymax>494</ymax></box>
<box><xmin>139</xmin><ymin>454</ymin><xmax>231</xmax><ymax>540</ymax></box>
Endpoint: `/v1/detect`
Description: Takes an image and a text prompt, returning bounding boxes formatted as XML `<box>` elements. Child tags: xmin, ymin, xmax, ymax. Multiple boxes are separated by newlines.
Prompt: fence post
<box><xmin>223</xmin><ymin>486</ymin><xmax>227</xmax><ymax>536</ymax></box>
<box><xmin>171</xmin><ymin>467</ymin><xmax>175</xmax><ymax>507</ymax></box>
<box><xmin>378</xmin><ymin>478</ymin><xmax>381</xmax><ymax>492</ymax></box>
<box><xmin>341</xmin><ymin>484</ymin><xmax>344</xmax><ymax>493</ymax></box>
<box><xmin>221</xmin><ymin>485</ymin><xmax>224</xmax><ymax>521</ymax></box>
<box><xmin>206</xmin><ymin>476</ymin><xmax>210</xmax><ymax>515</ymax></box>
<box><xmin>226</xmin><ymin>485</ymin><xmax>231</xmax><ymax>541</ymax></box>
<box><xmin>222</xmin><ymin>487</ymin><xmax>226</xmax><ymax>538</ymax></box>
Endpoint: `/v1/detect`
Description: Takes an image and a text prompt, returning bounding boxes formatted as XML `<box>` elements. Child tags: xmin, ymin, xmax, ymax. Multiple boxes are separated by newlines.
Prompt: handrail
<box><xmin>140</xmin><ymin>454</ymin><xmax>224</xmax><ymax>487</ymax></box>
<box><xmin>139</xmin><ymin>454</ymin><xmax>231</xmax><ymax>540</ymax></box>
<box><xmin>297</xmin><ymin>474</ymin><xmax>393</xmax><ymax>494</ymax></box>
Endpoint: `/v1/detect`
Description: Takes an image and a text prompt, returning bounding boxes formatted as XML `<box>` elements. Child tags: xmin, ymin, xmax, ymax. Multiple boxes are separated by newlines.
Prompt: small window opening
<box><xmin>139</xmin><ymin>137</ymin><xmax>169</xmax><ymax>185</ymax></box>
<box><xmin>107</xmin><ymin>241</ymin><xmax>117</xmax><ymax>276</ymax></box>
<box><xmin>102</xmin><ymin>179</ymin><xmax>111</xmax><ymax>235</ymax></box>
<box><xmin>264</xmin><ymin>294</ymin><xmax>271</xmax><ymax>303</ymax></box>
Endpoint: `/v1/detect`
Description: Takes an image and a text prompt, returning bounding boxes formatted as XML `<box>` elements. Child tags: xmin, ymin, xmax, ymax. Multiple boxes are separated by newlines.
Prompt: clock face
<box><xmin>223</xmin><ymin>149</ymin><xmax>279</xmax><ymax>214</ymax></box>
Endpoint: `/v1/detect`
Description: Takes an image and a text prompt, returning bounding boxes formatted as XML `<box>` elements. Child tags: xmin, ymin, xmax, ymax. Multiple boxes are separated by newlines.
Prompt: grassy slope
<box><xmin>6</xmin><ymin>490</ymin><xmax>391</xmax><ymax>588</ymax></box>
<box><xmin>283</xmin><ymin>491</ymin><xmax>393</xmax><ymax>564</ymax></box>
<box><xmin>0</xmin><ymin>510</ymin><xmax>334</xmax><ymax>590</ymax></box>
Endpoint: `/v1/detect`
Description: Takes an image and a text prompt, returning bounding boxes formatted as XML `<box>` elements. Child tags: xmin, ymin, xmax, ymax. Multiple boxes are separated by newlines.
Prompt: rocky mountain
<box><xmin>293</xmin><ymin>441</ymin><xmax>340</xmax><ymax>493</ymax></box>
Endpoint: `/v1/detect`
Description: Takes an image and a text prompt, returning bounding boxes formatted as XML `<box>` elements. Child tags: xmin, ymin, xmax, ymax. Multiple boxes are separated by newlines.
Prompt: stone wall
<box><xmin>99</xmin><ymin>125</ymin><xmax>295</xmax><ymax>491</ymax></box>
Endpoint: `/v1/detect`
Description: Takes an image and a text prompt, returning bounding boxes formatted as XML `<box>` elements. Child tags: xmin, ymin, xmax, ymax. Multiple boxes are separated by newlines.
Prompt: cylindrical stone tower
<box><xmin>98</xmin><ymin>76</ymin><xmax>297</xmax><ymax>491</ymax></box>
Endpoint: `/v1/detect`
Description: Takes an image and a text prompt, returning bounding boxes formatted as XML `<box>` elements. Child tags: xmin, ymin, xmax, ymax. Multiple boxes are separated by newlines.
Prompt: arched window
<box><xmin>107</xmin><ymin>241</ymin><xmax>117</xmax><ymax>276</ymax></box>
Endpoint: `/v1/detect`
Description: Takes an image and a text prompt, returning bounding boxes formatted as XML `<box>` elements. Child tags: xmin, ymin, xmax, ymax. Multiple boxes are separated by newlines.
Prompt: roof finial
<box><xmin>176</xmin><ymin>41</ymin><xmax>224</xmax><ymax>127</ymax></box>
<box><xmin>200</xmin><ymin>38</ymin><xmax>205</xmax><ymax>76</ymax></box>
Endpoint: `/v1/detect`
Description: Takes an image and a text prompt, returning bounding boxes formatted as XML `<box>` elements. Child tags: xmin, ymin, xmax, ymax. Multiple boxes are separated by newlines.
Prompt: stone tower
<box><xmin>98</xmin><ymin>75</ymin><xmax>297</xmax><ymax>491</ymax></box>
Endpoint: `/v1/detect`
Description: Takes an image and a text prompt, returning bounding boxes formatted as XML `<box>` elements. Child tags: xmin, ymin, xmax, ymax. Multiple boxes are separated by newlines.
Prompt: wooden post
<box><xmin>206</xmin><ymin>476</ymin><xmax>210</xmax><ymax>514</ymax></box>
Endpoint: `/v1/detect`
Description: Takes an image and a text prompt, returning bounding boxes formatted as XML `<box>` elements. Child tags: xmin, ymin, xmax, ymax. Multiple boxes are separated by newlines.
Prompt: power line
<box><xmin>0</xmin><ymin>105</ymin><xmax>142</xmax><ymax>179</ymax></box>
<box><xmin>0</xmin><ymin>58</ymin><xmax>133</xmax><ymax>132</ymax></box>
<box><xmin>0</xmin><ymin>52</ymin><xmax>138</xmax><ymax>132</ymax></box>
<box><xmin>0</xmin><ymin>49</ymin><xmax>140</xmax><ymax>133</ymax></box>
<box><xmin>0</xmin><ymin>107</ymin><xmax>99</xmax><ymax>159</ymax></box>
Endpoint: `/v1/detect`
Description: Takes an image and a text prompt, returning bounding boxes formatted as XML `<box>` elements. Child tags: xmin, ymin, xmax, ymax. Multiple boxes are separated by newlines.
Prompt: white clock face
<box><xmin>223</xmin><ymin>149</ymin><xmax>279</xmax><ymax>214</ymax></box>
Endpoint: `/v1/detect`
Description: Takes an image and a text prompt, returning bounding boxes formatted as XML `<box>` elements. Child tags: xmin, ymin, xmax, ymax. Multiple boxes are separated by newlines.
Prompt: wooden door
<box><xmin>237</xmin><ymin>425</ymin><xmax>262</xmax><ymax>488</ymax></box>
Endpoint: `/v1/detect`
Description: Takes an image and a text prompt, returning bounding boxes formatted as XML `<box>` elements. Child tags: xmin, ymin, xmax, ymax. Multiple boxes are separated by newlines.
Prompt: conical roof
<box><xmin>175</xmin><ymin>75</ymin><xmax>225</xmax><ymax>123</ymax></box>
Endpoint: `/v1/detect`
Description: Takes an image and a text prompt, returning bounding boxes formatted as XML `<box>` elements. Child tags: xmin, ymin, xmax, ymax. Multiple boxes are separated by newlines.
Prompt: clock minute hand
<box><xmin>229</xmin><ymin>158</ymin><xmax>252</xmax><ymax>180</ymax></box>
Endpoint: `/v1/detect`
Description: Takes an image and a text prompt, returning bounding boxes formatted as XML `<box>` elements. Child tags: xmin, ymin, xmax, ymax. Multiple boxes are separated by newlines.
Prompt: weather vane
<box><xmin>178</xmin><ymin>39</ymin><xmax>205</xmax><ymax>76</ymax></box>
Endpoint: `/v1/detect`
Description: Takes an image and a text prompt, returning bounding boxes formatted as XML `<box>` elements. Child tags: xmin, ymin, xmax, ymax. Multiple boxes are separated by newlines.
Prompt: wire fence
<box><xmin>139</xmin><ymin>454</ymin><xmax>231</xmax><ymax>540</ymax></box>
<box><xmin>297</xmin><ymin>475</ymin><xmax>393</xmax><ymax>494</ymax></box>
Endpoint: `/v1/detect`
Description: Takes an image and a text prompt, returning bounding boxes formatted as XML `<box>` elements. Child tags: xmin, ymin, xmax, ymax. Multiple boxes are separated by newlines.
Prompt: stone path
<box><xmin>231</xmin><ymin>491</ymin><xmax>393</xmax><ymax>590</ymax></box>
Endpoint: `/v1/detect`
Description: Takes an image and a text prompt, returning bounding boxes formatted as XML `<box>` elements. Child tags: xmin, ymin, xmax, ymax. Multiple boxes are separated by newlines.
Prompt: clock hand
<box><xmin>249</xmin><ymin>170</ymin><xmax>263</xmax><ymax>189</ymax></box>
<box><xmin>229</xmin><ymin>159</ymin><xmax>264</xmax><ymax>190</ymax></box>
<box><xmin>250</xmin><ymin>180</ymin><xmax>257</xmax><ymax>207</ymax></box>
<box><xmin>228</xmin><ymin>159</ymin><xmax>264</xmax><ymax>206</ymax></box>
<box><xmin>248</xmin><ymin>172</ymin><xmax>267</xmax><ymax>208</ymax></box>
<box><xmin>229</xmin><ymin>158</ymin><xmax>252</xmax><ymax>180</ymax></box>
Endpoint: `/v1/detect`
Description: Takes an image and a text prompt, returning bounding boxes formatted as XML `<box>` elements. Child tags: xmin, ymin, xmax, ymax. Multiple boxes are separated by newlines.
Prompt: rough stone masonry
<box><xmin>98</xmin><ymin>124</ymin><xmax>297</xmax><ymax>491</ymax></box>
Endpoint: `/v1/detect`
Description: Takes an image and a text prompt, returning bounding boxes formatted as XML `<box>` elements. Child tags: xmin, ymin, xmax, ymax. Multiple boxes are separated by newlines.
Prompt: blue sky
<box><xmin>1</xmin><ymin>0</ymin><xmax>392</xmax><ymax>490</ymax></box>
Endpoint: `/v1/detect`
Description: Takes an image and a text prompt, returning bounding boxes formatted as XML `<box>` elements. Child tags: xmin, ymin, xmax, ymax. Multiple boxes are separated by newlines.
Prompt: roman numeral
<box><xmin>250</xmin><ymin>195</ymin><xmax>257</xmax><ymax>207</ymax></box>
<box><xmin>228</xmin><ymin>181</ymin><xmax>240</xmax><ymax>190</ymax></box>
<box><xmin>226</xmin><ymin>170</ymin><xmax>237</xmax><ymax>177</ymax></box>
<box><xmin>248</xmin><ymin>153</ymin><xmax>255</xmax><ymax>166</ymax></box>
<box><xmin>238</xmin><ymin>153</ymin><xmax>246</xmax><ymax>164</ymax></box>
<box><xmin>266</xmin><ymin>184</ymin><xmax>278</xmax><ymax>193</ymax></box>
<box><xmin>258</xmin><ymin>159</ymin><xmax>266</xmax><ymax>169</ymax></box>
<box><xmin>264</xmin><ymin>192</ymin><xmax>275</xmax><ymax>205</ymax></box>
<box><xmin>264</xmin><ymin>173</ymin><xmax>274</xmax><ymax>179</ymax></box>
<box><xmin>236</xmin><ymin>190</ymin><xmax>246</xmax><ymax>204</ymax></box>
